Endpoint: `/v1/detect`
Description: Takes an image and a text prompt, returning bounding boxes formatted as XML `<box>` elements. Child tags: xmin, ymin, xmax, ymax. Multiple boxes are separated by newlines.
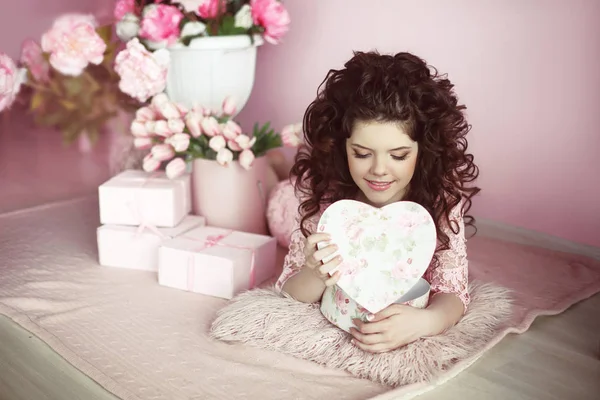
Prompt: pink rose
<box><xmin>238</xmin><ymin>149</ymin><xmax>255</xmax><ymax>170</ymax></box>
<box><xmin>139</xmin><ymin>4</ymin><xmax>184</xmax><ymax>45</ymax></box>
<box><xmin>41</xmin><ymin>14</ymin><xmax>106</xmax><ymax>76</ymax></box>
<box><xmin>198</xmin><ymin>0</ymin><xmax>227</xmax><ymax>19</ymax></box>
<box><xmin>250</xmin><ymin>0</ymin><xmax>290</xmax><ymax>44</ymax></box>
<box><xmin>114</xmin><ymin>38</ymin><xmax>170</xmax><ymax>102</ymax></box>
<box><xmin>20</xmin><ymin>39</ymin><xmax>50</xmax><ymax>83</ymax></box>
<box><xmin>0</xmin><ymin>53</ymin><xmax>25</xmax><ymax>112</ymax></box>
<box><xmin>114</xmin><ymin>0</ymin><xmax>136</xmax><ymax>20</ymax></box>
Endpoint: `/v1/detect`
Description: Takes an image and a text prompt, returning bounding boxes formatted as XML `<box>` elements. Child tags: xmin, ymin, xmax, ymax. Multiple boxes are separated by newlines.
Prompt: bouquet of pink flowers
<box><xmin>1</xmin><ymin>13</ymin><xmax>143</xmax><ymax>146</ymax></box>
<box><xmin>113</xmin><ymin>0</ymin><xmax>290</xmax><ymax>49</ymax></box>
<box><xmin>132</xmin><ymin>93</ymin><xmax>301</xmax><ymax>178</ymax></box>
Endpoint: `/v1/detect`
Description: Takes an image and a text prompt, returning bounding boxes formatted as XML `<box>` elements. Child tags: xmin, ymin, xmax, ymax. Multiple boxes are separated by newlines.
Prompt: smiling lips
<box><xmin>365</xmin><ymin>179</ymin><xmax>394</xmax><ymax>192</ymax></box>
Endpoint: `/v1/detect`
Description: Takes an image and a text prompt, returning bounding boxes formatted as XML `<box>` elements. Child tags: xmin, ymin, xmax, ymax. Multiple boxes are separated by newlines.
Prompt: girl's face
<box><xmin>345</xmin><ymin>120</ymin><xmax>418</xmax><ymax>208</ymax></box>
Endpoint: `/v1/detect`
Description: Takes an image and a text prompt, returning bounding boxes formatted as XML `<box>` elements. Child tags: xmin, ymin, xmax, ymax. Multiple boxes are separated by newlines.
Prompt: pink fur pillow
<box><xmin>210</xmin><ymin>281</ymin><xmax>513</xmax><ymax>387</ymax></box>
<box><xmin>266</xmin><ymin>179</ymin><xmax>300</xmax><ymax>248</ymax></box>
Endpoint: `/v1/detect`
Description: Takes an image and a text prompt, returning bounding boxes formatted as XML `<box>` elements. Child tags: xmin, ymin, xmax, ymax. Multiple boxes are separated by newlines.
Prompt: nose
<box><xmin>370</xmin><ymin>156</ymin><xmax>387</xmax><ymax>177</ymax></box>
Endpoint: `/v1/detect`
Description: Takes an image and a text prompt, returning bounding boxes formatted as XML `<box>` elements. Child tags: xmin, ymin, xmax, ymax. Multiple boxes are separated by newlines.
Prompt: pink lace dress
<box><xmin>269</xmin><ymin>181</ymin><xmax>471</xmax><ymax>311</ymax></box>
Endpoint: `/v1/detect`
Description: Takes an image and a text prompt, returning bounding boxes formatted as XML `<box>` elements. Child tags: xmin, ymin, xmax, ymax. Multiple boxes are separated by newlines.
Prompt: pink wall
<box><xmin>238</xmin><ymin>0</ymin><xmax>600</xmax><ymax>247</ymax></box>
<box><xmin>0</xmin><ymin>0</ymin><xmax>113</xmax><ymax>60</ymax></box>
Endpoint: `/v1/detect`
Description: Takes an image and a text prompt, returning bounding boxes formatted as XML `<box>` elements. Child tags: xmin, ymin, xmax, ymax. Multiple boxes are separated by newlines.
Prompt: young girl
<box><xmin>274</xmin><ymin>51</ymin><xmax>480</xmax><ymax>353</ymax></box>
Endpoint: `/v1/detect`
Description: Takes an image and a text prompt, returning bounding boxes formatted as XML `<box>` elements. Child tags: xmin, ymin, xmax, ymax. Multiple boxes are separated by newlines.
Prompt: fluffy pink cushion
<box><xmin>266</xmin><ymin>179</ymin><xmax>300</xmax><ymax>248</ymax></box>
<box><xmin>210</xmin><ymin>281</ymin><xmax>512</xmax><ymax>387</ymax></box>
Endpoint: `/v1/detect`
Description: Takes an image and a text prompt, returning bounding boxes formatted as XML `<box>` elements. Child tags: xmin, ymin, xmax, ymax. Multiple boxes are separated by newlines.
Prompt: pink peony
<box><xmin>139</xmin><ymin>4</ymin><xmax>184</xmax><ymax>45</ymax></box>
<box><xmin>41</xmin><ymin>14</ymin><xmax>106</xmax><ymax>76</ymax></box>
<box><xmin>20</xmin><ymin>39</ymin><xmax>50</xmax><ymax>83</ymax></box>
<box><xmin>198</xmin><ymin>0</ymin><xmax>227</xmax><ymax>19</ymax></box>
<box><xmin>0</xmin><ymin>53</ymin><xmax>25</xmax><ymax>112</ymax></box>
<box><xmin>114</xmin><ymin>0</ymin><xmax>136</xmax><ymax>20</ymax></box>
<box><xmin>250</xmin><ymin>0</ymin><xmax>290</xmax><ymax>44</ymax></box>
<box><xmin>114</xmin><ymin>38</ymin><xmax>170</xmax><ymax>102</ymax></box>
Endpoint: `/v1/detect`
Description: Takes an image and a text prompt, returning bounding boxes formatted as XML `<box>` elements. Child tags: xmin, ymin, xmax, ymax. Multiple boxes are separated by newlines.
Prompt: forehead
<box><xmin>348</xmin><ymin>120</ymin><xmax>414</xmax><ymax>148</ymax></box>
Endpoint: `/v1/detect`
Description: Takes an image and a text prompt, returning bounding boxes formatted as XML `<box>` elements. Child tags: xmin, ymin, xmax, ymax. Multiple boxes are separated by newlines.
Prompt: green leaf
<box><xmin>217</xmin><ymin>15</ymin><xmax>248</xmax><ymax>36</ymax></box>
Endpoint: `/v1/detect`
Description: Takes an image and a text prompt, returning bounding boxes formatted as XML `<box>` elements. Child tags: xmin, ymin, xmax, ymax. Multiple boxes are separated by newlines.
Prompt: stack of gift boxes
<box><xmin>96</xmin><ymin>169</ymin><xmax>277</xmax><ymax>299</ymax></box>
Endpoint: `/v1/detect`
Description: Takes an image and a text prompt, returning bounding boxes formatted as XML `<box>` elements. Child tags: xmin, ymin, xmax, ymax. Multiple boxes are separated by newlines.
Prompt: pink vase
<box><xmin>191</xmin><ymin>156</ymin><xmax>272</xmax><ymax>235</ymax></box>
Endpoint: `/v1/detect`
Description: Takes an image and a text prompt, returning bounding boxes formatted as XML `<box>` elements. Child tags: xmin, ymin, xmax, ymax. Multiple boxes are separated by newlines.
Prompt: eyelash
<box><xmin>353</xmin><ymin>152</ymin><xmax>408</xmax><ymax>161</ymax></box>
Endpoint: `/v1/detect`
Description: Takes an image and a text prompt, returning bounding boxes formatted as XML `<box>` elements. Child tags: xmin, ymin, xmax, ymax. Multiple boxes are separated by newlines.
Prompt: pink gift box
<box><xmin>97</xmin><ymin>215</ymin><xmax>206</xmax><ymax>271</ymax></box>
<box><xmin>158</xmin><ymin>226</ymin><xmax>277</xmax><ymax>299</ymax></box>
<box><xmin>98</xmin><ymin>169</ymin><xmax>191</xmax><ymax>228</ymax></box>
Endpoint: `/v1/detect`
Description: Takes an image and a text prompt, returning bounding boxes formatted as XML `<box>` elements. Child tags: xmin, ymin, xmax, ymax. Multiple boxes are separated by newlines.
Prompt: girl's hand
<box><xmin>349</xmin><ymin>304</ymin><xmax>436</xmax><ymax>353</ymax></box>
<box><xmin>303</xmin><ymin>232</ymin><xmax>343</xmax><ymax>286</ymax></box>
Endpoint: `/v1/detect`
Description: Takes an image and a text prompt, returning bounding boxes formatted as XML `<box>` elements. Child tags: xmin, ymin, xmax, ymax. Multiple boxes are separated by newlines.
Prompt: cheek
<box><xmin>347</xmin><ymin>157</ymin><xmax>368</xmax><ymax>177</ymax></box>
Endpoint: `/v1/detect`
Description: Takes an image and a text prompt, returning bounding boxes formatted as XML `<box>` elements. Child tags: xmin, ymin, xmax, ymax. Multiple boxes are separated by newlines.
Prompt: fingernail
<box><xmin>351</xmin><ymin>339</ymin><xmax>356</xmax><ymax>346</ymax></box>
<box><xmin>366</xmin><ymin>314</ymin><xmax>374</xmax><ymax>321</ymax></box>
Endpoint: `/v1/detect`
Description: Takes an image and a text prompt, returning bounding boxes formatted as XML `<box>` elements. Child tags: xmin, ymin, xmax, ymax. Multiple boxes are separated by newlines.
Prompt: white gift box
<box><xmin>158</xmin><ymin>226</ymin><xmax>277</xmax><ymax>299</ymax></box>
<box><xmin>97</xmin><ymin>215</ymin><xmax>206</xmax><ymax>271</ymax></box>
<box><xmin>98</xmin><ymin>169</ymin><xmax>191</xmax><ymax>228</ymax></box>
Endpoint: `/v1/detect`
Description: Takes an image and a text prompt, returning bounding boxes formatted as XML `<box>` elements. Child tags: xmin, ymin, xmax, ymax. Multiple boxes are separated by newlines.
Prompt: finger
<box><xmin>351</xmin><ymin>338</ymin><xmax>391</xmax><ymax>353</ymax></box>
<box><xmin>353</xmin><ymin>318</ymin><xmax>388</xmax><ymax>334</ymax></box>
<box><xmin>318</xmin><ymin>254</ymin><xmax>342</xmax><ymax>276</ymax></box>
<box><xmin>370</xmin><ymin>304</ymin><xmax>408</xmax><ymax>322</ymax></box>
<box><xmin>313</xmin><ymin>244</ymin><xmax>338</xmax><ymax>263</ymax></box>
<box><xmin>305</xmin><ymin>233</ymin><xmax>331</xmax><ymax>249</ymax></box>
<box><xmin>349</xmin><ymin>328</ymin><xmax>386</xmax><ymax>345</ymax></box>
<box><xmin>324</xmin><ymin>270</ymin><xmax>342</xmax><ymax>287</ymax></box>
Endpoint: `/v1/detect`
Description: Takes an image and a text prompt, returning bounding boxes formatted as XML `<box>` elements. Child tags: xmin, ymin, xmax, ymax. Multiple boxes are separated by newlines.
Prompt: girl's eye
<box><xmin>353</xmin><ymin>152</ymin><xmax>370</xmax><ymax>159</ymax></box>
<box><xmin>392</xmin><ymin>154</ymin><xmax>408</xmax><ymax>161</ymax></box>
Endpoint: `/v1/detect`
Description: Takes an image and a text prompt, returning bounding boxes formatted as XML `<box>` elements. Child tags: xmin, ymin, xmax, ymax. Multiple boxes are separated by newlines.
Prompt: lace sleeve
<box><xmin>424</xmin><ymin>201</ymin><xmax>470</xmax><ymax>311</ymax></box>
<box><xmin>274</xmin><ymin>215</ymin><xmax>317</xmax><ymax>292</ymax></box>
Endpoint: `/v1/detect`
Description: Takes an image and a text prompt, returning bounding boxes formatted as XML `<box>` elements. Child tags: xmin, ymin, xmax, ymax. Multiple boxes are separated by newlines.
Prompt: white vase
<box><xmin>166</xmin><ymin>35</ymin><xmax>264</xmax><ymax>115</ymax></box>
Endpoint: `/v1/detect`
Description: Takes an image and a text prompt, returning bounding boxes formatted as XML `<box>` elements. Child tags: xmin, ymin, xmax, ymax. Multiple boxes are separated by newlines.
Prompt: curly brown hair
<box><xmin>291</xmin><ymin>51</ymin><xmax>481</xmax><ymax>253</ymax></box>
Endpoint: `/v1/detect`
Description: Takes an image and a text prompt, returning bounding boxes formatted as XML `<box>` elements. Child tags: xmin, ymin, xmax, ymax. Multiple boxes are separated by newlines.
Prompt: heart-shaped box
<box><xmin>320</xmin><ymin>278</ymin><xmax>431</xmax><ymax>333</ymax></box>
<box><xmin>316</xmin><ymin>200</ymin><xmax>437</xmax><ymax>325</ymax></box>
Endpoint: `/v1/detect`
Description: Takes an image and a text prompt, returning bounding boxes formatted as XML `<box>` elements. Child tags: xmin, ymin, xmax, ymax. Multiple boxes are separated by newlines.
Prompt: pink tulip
<box><xmin>238</xmin><ymin>149</ymin><xmax>255</xmax><ymax>170</ymax></box>
<box><xmin>139</xmin><ymin>4</ymin><xmax>184</xmax><ymax>45</ymax></box>
<box><xmin>216</xmin><ymin>148</ymin><xmax>233</xmax><ymax>166</ymax></box>
<box><xmin>208</xmin><ymin>135</ymin><xmax>226</xmax><ymax>152</ymax></box>
<box><xmin>198</xmin><ymin>0</ymin><xmax>227</xmax><ymax>19</ymax></box>
<box><xmin>151</xmin><ymin>93</ymin><xmax>169</xmax><ymax>109</ymax></box>
<box><xmin>166</xmin><ymin>158</ymin><xmax>187</xmax><ymax>179</ymax></box>
<box><xmin>167</xmin><ymin>118</ymin><xmax>185</xmax><ymax>134</ymax></box>
<box><xmin>250</xmin><ymin>0</ymin><xmax>290</xmax><ymax>44</ymax></box>
<box><xmin>281</xmin><ymin>122</ymin><xmax>303</xmax><ymax>147</ymax></box>
<box><xmin>142</xmin><ymin>153</ymin><xmax>161</xmax><ymax>172</ymax></box>
<box><xmin>221</xmin><ymin>96</ymin><xmax>237</xmax><ymax>116</ymax></box>
<box><xmin>135</xmin><ymin>106</ymin><xmax>156</xmax><ymax>122</ymax></box>
<box><xmin>151</xmin><ymin>143</ymin><xmax>175</xmax><ymax>161</ymax></box>
<box><xmin>227</xmin><ymin>139</ymin><xmax>242</xmax><ymax>152</ymax></box>
<box><xmin>185</xmin><ymin>111</ymin><xmax>203</xmax><ymax>137</ymax></box>
<box><xmin>221</xmin><ymin>120</ymin><xmax>241</xmax><ymax>140</ymax></box>
<box><xmin>131</xmin><ymin>120</ymin><xmax>149</xmax><ymax>137</ymax></box>
<box><xmin>175</xmin><ymin>102</ymin><xmax>188</xmax><ymax>116</ymax></box>
<box><xmin>157</xmin><ymin>101</ymin><xmax>180</xmax><ymax>120</ymax></box>
<box><xmin>167</xmin><ymin>133</ymin><xmax>190</xmax><ymax>152</ymax></box>
<box><xmin>234</xmin><ymin>134</ymin><xmax>256</xmax><ymax>150</ymax></box>
<box><xmin>134</xmin><ymin>137</ymin><xmax>153</xmax><ymax>149</ymax></box>
<box><xmin>200</xmin><ymin>116</ymin><xmax>221</xmax><ymax>137</ymax></box>
<box><xmin>144</xmin><ymin>121</ymin><xmax>156</xmax><ymax>135</ymax></box>
<box><xmin>153</xmin><ymin>120</ymin><xmax>171</xmax><ymax>137</ymax></box>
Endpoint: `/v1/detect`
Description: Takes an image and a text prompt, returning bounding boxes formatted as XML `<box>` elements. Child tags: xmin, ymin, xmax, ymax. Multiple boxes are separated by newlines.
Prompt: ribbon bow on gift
<box><xmin>125</xmin><ymin>173</ymin><xmax>169</xmax><ymax>240</ymax></box>
<box><xmin>182</xmin><ymin>231</ymin><xmax>257</xmax><ymax>293</ymax></box>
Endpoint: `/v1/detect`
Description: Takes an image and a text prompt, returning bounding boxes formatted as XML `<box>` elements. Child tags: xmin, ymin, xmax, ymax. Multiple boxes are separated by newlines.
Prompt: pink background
<box><xmin>237</xmin><ymin>0</ymin><xmax>600</xmax><ymax>247</ymax></box>
<box><xmin>1</xmin><ymin>0</ymin><xmax>599</xmax><ymax>247</ymax></box>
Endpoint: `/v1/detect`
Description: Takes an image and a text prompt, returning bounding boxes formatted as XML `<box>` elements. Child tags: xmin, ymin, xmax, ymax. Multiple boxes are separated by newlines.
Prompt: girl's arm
<box><xmin>423</xmin><ymin>201</ymin><xmax>471</xmax><ymax>334</ymax></box>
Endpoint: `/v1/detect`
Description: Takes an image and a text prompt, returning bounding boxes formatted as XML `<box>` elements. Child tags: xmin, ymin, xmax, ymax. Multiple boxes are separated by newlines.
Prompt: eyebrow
<box><xmin>351</xmin><ymin>144</ymin><xmax>411</xmax><ymax>152</ymax></box>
